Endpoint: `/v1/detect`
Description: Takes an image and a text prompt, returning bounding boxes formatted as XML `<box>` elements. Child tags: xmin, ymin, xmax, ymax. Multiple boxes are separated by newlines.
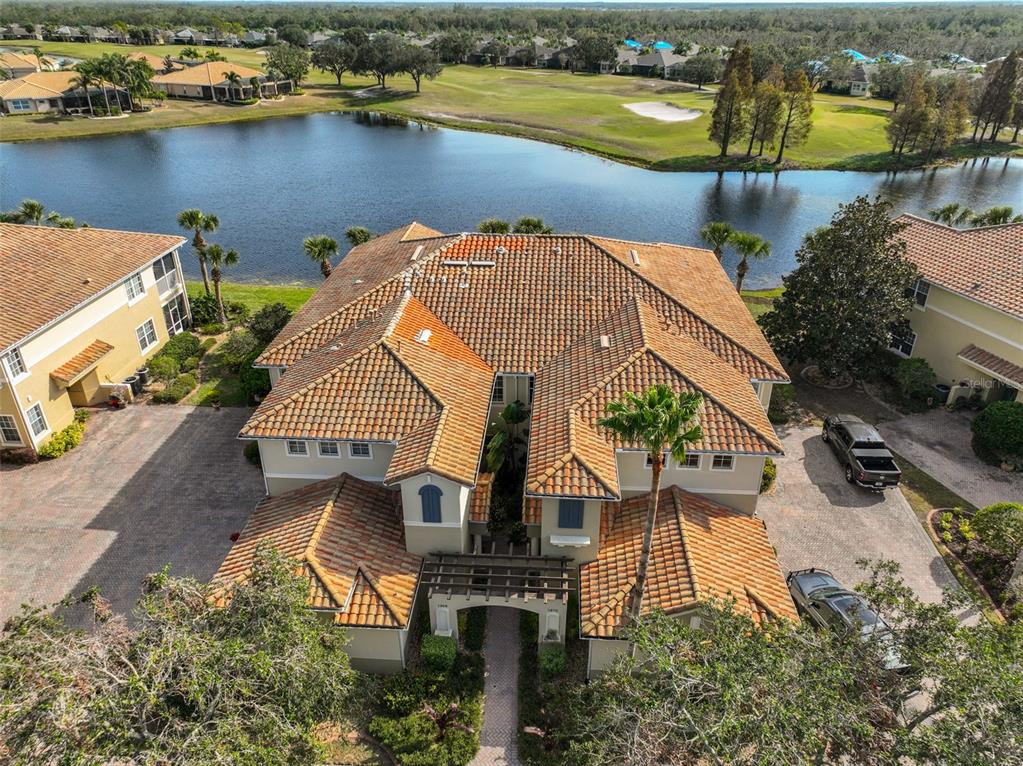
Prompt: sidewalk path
<box><xmin>471</xmin><ymin>607</ymin><xmax>521</xmax><ymax>766</ymax></box>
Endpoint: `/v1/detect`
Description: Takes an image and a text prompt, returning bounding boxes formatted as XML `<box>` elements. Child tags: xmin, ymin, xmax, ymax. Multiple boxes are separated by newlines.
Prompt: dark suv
<box><xmin>822</xmin><ymin>414</ymin><xmax>901</xmax><ymax>489</ymax></box>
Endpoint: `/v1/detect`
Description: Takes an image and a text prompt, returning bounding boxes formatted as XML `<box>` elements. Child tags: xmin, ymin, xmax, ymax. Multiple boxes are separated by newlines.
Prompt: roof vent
<box><xmin>410</xmin><ymin>244</ymin><xmax>425</xmax><ymax>261</ymax></box>
<box><xmin>82</xmin><ymin>277</ymin><xmax>92</xmax><ymax>285</ymax></box>
<box><xmin>442</xmin><ymin>259</ymin><xmax>469</xmax><ymax>267</ymax></box>
<box><xmin>469</xmin><ymin>259</ymin><xmax>496</xmax><ymax>267</ymax></box>
<box><xmin>629</xmin><ymin>248</ymin><xmax>640</xmax><ymax>266</ymax></box>
<box><xmin>599</xmin><ymin>334</ymin><xmax>611</xmax><ymax>349</ymax></box>
<box><xmin>553</xmin><ymin>246</ymin><xmax>562</xmax><ymax>255</ymax></box>
<box><xmin>415</xmin><ymin>328</ymin><xmax>432</xmax><ymax>345</ymax></box>
<box><xmin>329</xmin><ymin>344</ymin><xmax>341</xmax><ymax>352</ymax></box>
<box><xmin>458</xmin><ymin>281</ymin><xmax>470</xmax><ymax>289</ymax></box>
<box><xmin>353</xmin><ymin>278</ymin><xmax>364</xmax><ymax>285</ymax></box>
<box><xmin>495</xmin><ymin>246</ymin><xmax>507</xmax><ymax>255</ymax></box>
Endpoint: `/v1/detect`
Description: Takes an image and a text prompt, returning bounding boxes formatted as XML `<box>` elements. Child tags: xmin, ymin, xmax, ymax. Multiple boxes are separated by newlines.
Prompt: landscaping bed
<box><xmin>930</xmin><ymin>506</ymin><xmax>1022</xmax><ymax>622</ymax></box>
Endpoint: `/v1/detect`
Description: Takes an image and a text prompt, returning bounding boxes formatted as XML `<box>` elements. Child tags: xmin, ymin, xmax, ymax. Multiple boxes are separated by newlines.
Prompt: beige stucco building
<box><xmin>216</xmin><ymin>222</ymin><xmax>798</xmax><ymax>673</ymax></box>
<box><xmin>893</xmin><ymin>215</ymin><xmax>1023</xmax><ymax>404</ymax></box>
<box><xmin>0</xmin><ymin>224</ymin><xmax>188</xmax><ymax>453</ymax></box>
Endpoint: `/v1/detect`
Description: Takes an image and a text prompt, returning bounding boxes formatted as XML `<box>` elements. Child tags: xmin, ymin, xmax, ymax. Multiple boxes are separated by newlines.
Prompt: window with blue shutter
<box><xmin>558</xmin><ymin>499</ymin><xmax>584</xmax><ymax>529</ymax></box>
<box><xmin>420</xmin><ymin>485</ymin><xmax>443</xmax><ymax>523</ymax></box>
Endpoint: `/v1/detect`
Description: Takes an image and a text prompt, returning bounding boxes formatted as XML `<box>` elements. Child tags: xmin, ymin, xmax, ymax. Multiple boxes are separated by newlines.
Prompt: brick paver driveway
<box><xmin>758</xmin><ymin>425</ymin><xmax>960</xmax><ymax>604</ymax></box>
<box><xmin>878</xmin><ymin>409</ymin><xmax>1023</xmax><ymax>510</ymax></box>
<box><xmin>0</xmin><ymin>405</ymin><xmax>264</xmax><ymax>624</ymax></box>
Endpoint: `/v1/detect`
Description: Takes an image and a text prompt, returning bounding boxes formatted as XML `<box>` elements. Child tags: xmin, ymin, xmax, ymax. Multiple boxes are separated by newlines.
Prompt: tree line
<box><xmin>4</xmin><ymin>2</ymin><xmax>1022</xmax><ymax>62</ymax></box>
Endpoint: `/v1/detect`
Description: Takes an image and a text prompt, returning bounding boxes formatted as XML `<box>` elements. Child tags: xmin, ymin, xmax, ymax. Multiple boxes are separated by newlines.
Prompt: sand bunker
<box><xmin>623</xmin><ymin>102</ymin><xmax>701</xmax><ymax>122</ymax></box>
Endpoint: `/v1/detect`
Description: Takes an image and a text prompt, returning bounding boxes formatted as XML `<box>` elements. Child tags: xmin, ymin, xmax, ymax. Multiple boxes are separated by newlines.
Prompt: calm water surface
<box><xmin>2</xmin><ymin>112</ymin><xmax>1020</xmax><ymax>288</ymax></box>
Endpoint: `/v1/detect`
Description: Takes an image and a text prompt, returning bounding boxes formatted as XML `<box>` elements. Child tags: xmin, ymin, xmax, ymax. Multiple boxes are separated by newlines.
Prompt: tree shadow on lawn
<box><xmin>58</xmin><ymin>406</ymin><xmax>264</xmax><ymax>627</ymax></box>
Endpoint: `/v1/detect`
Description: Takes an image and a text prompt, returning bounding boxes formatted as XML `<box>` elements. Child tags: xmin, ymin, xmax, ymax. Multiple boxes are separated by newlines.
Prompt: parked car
<box><xmin>787</xmin><ymin>568</ymin><xmax>909</xmax><ymax>673</ymax></box>
<box><xmin>821</xmin><ymin>414</ymin><xmax>901</xmax><ymax>489</ymax></box>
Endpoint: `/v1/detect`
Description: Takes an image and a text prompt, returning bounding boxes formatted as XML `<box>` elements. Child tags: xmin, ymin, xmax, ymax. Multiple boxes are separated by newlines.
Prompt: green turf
<box><xmin>186</xmin><ymin>281</ymin><xmax>315</xmax><ymax>314</ymax></box>
<box><xmin>4</xmin><ymin>43</ymin><xmax>1020</xmax><ymax>170</ymax></box>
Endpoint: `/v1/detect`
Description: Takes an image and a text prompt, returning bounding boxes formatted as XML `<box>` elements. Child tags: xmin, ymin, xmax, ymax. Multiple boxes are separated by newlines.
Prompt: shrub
<box><xmin>148</xmin><ymin>355</ymin><xmax>180</xmax><ymax>382</ymax></box>
<box><xmin>974</xmin><ymin>502</ymin><xmax>1023</xmax><ymax>558</ymax></box>
<box><xmin>370</xmin><ymin>709</ymin><xmax>477</xmax><ymax>766</ymax></box>
<box><xmin>201</xmin><ymin>338</ymin><xmax>217</xmax><ymax>353</ymax></box>
<box><xmin>768</xmin><ymin>384</ymin><xmax>796</xmax><ymax>425</ymax></box>
<box><xmin>151</xmin><ymin>373</ymin><xmax>197</xmax><ymax>404</ymax></box>
<box><xmin>239</xmin><ymin>351</ymin><xmax>271</xmax><ymax>403</ymax></box>
<box><xmin>38</xmin><ymin>420</ymin><xmax>85</xmax><ymax>459</ymax></box>
<box><xmin>379</xmin><ymin>672</ymin><xmax>443</xmax><ymax>717</ymax></box>
<box><xmin>759</xmin><ymin>457</ymin><xmax>777</xmax><ymax>494</ymax></box>
<box><xmin>199</xmin><ymin>322</ymin><xmax>225</xmax><ymax>335</ymax></box>
<box><xmin>243</xmin><ymin>441</ymin><xmax>261</xmax><ymax>465</ymax></box>
<box><xmin>894</xmin><ymin>357</ymin><xmax>937</xmax><ymax>409</ymax></box>
<box><xmin>421</xmin><ymin>634</ymin><xmax>457</xmax><ymax>673</ymax></box>
<box><xmin>538</xmin><ymin>644</ymin><xmax>567</xmax><ymax>680</ymax></box>
<box><xmin>73</xmin><ymin>408</ymin><xmax>90</xmax><ymax>424</ymax></box>
<box><xmin>189</xmin><ymin>293</ymin><xmax>220</xmax><ymax>325</ymax></box>
<box><xmin>0</xmin><ymin>447</ymin><xmax>38</xmax><ymax>464</ymax></box>
<box><xmin>225</xmin><ymin>301</ymin><xmax>249</xmax><ymax>323</ymax></box>
<box><xmin>181</xmin><ymin>356</ymin><xmax>201</xmax><ymax>373</ymax></box>
<box><xmin>159</xmin><ymin>332</ymin><xmax>202</xmax><ymax>364</ymax></box>
<box><xmin>463</xmin><ymin>608</ymin><xmax>487</xmax><ymax>652</ymax></box>
<box><xmin>971</xmin><ymin>401</ymin><xmax>1023</xmax><ymax>466</ymax></box>
<box><xmin>219</xmin><ymin>330</ymin><xmax>261</xmax><ymax>372</ymax></box>
<box><xmin>248</xmin><ymin>302</ymin><xmax>293</xmax><ymax>345</ymax></box>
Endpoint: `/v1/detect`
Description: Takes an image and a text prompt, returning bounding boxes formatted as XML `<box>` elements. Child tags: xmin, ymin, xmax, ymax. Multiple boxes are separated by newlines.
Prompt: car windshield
<box><xmin>830</xmin><ymin>595</ymin><xmax>882</xmax><ymax>627</ymax></box>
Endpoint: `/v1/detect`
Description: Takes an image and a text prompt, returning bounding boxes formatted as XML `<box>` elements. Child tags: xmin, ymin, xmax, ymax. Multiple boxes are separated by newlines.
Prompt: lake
<box><xmin>2</xmin><ymin>112</ymin><xmax>1021</xmax><ymax>288</ymax></box>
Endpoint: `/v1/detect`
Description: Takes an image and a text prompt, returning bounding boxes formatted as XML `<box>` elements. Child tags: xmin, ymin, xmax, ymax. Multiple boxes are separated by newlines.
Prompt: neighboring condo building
<box><xmin>893</xmin><ymin>215</ymin><xmax>1023</xmax><ymax>404</ymax></box>
<box><xmin>216</xmin><ymin>222</ymin><xmax>797</xmax><ymax>674</ymax></box>
<box><xmin>0</xmin><ymin>224</ymin><xmax>189</xmax><ymax>452</ymax></box>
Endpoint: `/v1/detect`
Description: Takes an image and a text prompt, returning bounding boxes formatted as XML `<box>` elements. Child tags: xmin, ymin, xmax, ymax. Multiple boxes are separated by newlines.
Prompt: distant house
<box><xmin>892</xmin><ymin>215</ymin><xmax>1023</xmax><ymax>405</ymax></box>
<box><xmin>308</xmin><ymin>30</ymin><xmax>337</xmax><ymax>47</ymax></box>
<box><xmin>0</xmin><ymin>51</ymin><xmax>56</xmax><ymax>79</ymax></box>
<box><xmin>242</xmin><ymin>30</ymin><xmax>268</xmax><ymax>47</ymax></box>
<box><xmin>172</xmin><ymin>28</ymin><xmax>212</xmax><ymax>46</ymax></box>
<box><xmin>0</xmin><ymin>24</ymin><xmax>42</xmax><ymax>41</ymax></box>
<box><xmin>0</xmin><ymin>71</ymin><xmax>128</xmax><ymax>115</ymax></box>
<box><xmin>127</xmin><ymin>51</ymin><xmax>182</xmax><ymax>74</ymax></box>
<box><xmin>507</xmin><ymin>39</ymin><xmax>555</xmax><ymax>68</ymax></box>
<box><xmin>630</xmin><ymin>48</ymin><xmax>686</xmax><ymax>78</ymax></box>
<box><xmin>52</xmin><ymin>25</ymin><xmax>89</xmax><ymax>43</ymax></box>
<box><xmin>825</xmin><ymin>63</ymin><xmax>870</xmax><ymax>97</ymax></box>
<box><xmin>83</xmin><ymin>26</ymin><xmax>120</xmax><ymax>44</ymax></box>
<box><xmin>151</xmin><ymin>61</ymin><xmax>292</xmax><ymax>101</ymax></box>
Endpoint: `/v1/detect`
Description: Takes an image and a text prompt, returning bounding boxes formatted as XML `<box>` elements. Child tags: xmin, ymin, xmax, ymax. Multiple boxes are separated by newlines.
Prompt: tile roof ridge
<box><xmin>355</xmin><ymin>564</ymin><xmax>403</xmax><ymax>625</ymax></box>
<box><xmin>744</xmin><ymin>586</ymin><xmax>781</xmax><ymax>621</ymax></box>
<box><xmin>303</xmin><ymin>476</ymin><xmax>347</xmax><ymax>608</ymax></box>
<box><xmin>898</xmin><ymin>213</ymin><xmax>1023</xmax><ymax>234</ymax></box>
<box><xmin>585</xmin><ymin>238</ymin><xmax>787</xmax><ymax>381</ymax></box>
<box><xmin>382</xmin><ymin>340</ymin><xmax>445</xmax><ymax>411</ymax></box>
<box><xmin>646</xmin><ymin>346</ymin><xmax>781</xmax><ymax>454</ymax></box>
<box><xmin>671</xmin><ymin>486</ymin><xmax>702</xmax><ymax>604</ymax></box>
<box><xmin>572</xmin><ymin>348</ymin><xmax>647</xmax><ymax>411</ymax></box>
<box><xmin>527</xmin><ymin>450</ymin><xmax>577</xmax><ymax>494</ymax></box>
<box><xmin>384</xmin><ymin>291</ymin><xmax>413</xmax><ymax>338</ymax></box>
<box><xmin>0</xmin><ymin>221</ymin><xmax>186</xmax><ymax>244</ymax></box>
<box><xmin>242</xmin><ymin>342</ymin><xmax>385</xmax><ymax>433</ymax></box>
<box><xmin>587</xmin><ymin>233</ymin><xmax>713</xmax><ymax>254</ymax></box>
<box><xmin>567</xmin><ymin>412</ymin><xmax>619</xmax><ymax>498</ymax></box>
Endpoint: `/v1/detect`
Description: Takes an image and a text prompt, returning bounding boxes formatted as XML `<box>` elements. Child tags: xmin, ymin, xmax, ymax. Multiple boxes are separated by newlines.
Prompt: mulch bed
<box><xmin>929</xmin><ymin>507</ymin><xmax>1021</xmax><ymax>622</ymax></box>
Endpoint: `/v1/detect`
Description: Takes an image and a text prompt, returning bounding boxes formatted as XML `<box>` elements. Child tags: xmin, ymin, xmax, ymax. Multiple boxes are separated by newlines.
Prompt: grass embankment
<box><xmin>185</xmin><ymin>280</ymin><xmax>315</xmax><ymax>313</ymax></box>
<box><xmin>4</xmin><ymin>43</ymin><xmax>1020</xmax><ymax>170</ymax></box>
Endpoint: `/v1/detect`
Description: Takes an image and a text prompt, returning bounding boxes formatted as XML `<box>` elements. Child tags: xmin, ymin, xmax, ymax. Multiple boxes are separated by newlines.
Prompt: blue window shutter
<box><xmin>420</xmin><ymin>485</ymin><xmax>442</xmax><ymax>523</ymax></box>
<box><xmin>558</xmin><ymin>499</ymin><xmax>584</xmax><ymax>529</ymax></box>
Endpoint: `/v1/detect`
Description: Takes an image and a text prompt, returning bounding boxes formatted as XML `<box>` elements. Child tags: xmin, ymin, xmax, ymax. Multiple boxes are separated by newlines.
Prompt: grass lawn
<box><xmin>186</xmin><ymin>280</ymin><xmax>315</xmax><ymax>314</ymax></box>
<box><xmin>740</xmin><ymin>286</ymin><xmax>783</xmax><ymax>319</ymax></box>
<box><xmin>4</xmin><ymin>43</ymin><xmax>1020</xmax><ymax>171</ymax></box>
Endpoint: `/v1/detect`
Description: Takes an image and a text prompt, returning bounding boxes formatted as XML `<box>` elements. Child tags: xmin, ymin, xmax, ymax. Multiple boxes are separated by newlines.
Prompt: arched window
<box><xmin>420</xmin><ymin>484</ymin><xmax>442</xmax><ymax>523</ymax></box>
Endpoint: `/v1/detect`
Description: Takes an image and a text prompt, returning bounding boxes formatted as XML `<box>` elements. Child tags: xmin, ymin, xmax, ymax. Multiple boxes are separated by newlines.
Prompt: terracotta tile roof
<box><xmin>958</xmin><ymin>344</ymin><xmax>1023</xmax><ymax>387</ymax></box>
<box><xmin>151</xmin><ymin>61</ymin><xmax>266</xmax><ymax>87</ymax></box>
<box><xmin>522</xmin><ymin>497</ymin><xmax>543</xmax><ymax>525</ymax></box>
<box><xmin>256</xmin><ymin>225</ymin><xmax>786</xmax><ymax>384</ymax></box>
<box><xmin>0</xmin><ymin>70</ymin><xmax>87</xmax><ymax>100</ymax></box>
<box><xmin>127</xmin><ymin>51</ymin><xmax>180</xmax><ymax>71</ymax></box>
<box><xmin>468</xmin><ymin>472</ymin><xmax>494</xmax><ymax>522</ymax></box>
<box><xmin>0</xmin><ymin>51</ymin><xmax>50</xmax><ymax>73</ymax></box>
<box><xmin>213</xmin><ymin>474</ymin><xmax>422</xmax><ymax>628</ymax></box>
<box><xmin>240</xmin><ymin>293</ymin><xmax>493</xmax><ymax>486</ymax></box>
<box><xmin>896</xmin><ymin>214</ymin><xmax>1023</xmax><ymax>318</ymax></box>
<box><xmin>50</xmin><ymin>339</ymin><xmax>114</xmax><ymax>386</ymax></box>
<box><xmin>580</xmin><ymin>485</ymin><xmax>798</xmax><ymax>638</ymax></box>
<box><xmin>526</xmin><ymin>297</ymin><xmax>782</xmax><ymax>499</ymax></box>
<box><xmin>0</xmin><ymin>224</ymin><xmax>186</xmax><ymax>351</ymax></box>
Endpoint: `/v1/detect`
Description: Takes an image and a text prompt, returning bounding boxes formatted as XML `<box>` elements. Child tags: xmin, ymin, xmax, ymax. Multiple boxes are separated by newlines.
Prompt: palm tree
<box><xmin>478</xmin><ymin>218</ymin><xmax>511</xmax><ymax>234</ymax></box>
<box><xmin>69</xmin><ymin>63</ymin><xmax>97</xmax><ymax>116</ymax></box>
<box><xmin>205</xmin><ymin>244</ymin><xmax>240</xmax><ymax>323</ymax></box>
<box><xmin>176</xmin><ymin>209</ymin><xmax>219</xmax><ymax>295</ymax></box>
<box><xmin>486</xmin><ymin>401</ymin><xmax>529</xmax><ymax>477</ymax></box>
<box><xmin>598</xmin><ymin>385</ymin><xmax>703</xmax><ymax>622</ymax></box>
<box><xmin>729</xmin><ymin>231</ymin><xmax>772</xmax><ymax>294</ymax></box>
<box><xmin>345</xmin><ymin>227</ymin><xmax>373</xmax><ymax>248</ymax></box>
<box><xmin>512</xmin><ymin>217</ymin><xmax>553</xmax><ymax>234</ymax></box>
<box><xmin>700</xmin><ymin>221</ymin><xmax>735</xmax><ymax>261</ymax></box>
<box><xmin>928</xmin><ymin>203</ymin><xmax>973</xmax><ymax>226</ymax></box>
<box><xmin>303</xmin><ymin>235</ymin><xmax>339</xmax><ymax>279</ymax></box>
<box><xmin>223</xmin><ymin>70</ymin><xmax>242</xmax><ymax>101</ymax></box>
<box><xmin>18</xmin><ymin>199</ymin><xmax>46</xmax><ymax>225</ymax></box>
<box><xmin>180</xmin><ymin>47</ymin><xmax>201</xmax><ymax>60</ymax></box>
<box><xmin>249</xmin><ymin>75</ymin><xmax>262</xmax><ymax>100</ymax></box>
<box><xmin>971</xmin><ymin>206</ymin><xmax>1020</xmax><ymax>226</ymax></box>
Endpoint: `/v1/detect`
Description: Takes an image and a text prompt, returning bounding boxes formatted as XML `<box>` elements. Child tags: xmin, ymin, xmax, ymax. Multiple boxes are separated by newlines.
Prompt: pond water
<box><xmin>2</xmin><ymin>112</ymin><xmax>1020</xmax><ymax>288</ymax></box>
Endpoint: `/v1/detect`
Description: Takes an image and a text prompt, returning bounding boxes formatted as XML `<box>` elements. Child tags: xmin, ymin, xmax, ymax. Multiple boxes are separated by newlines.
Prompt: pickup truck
<box><xmin>821</xmin><ymin>414</ymin><xmax>902</xmax><ymax>489</ymax></box>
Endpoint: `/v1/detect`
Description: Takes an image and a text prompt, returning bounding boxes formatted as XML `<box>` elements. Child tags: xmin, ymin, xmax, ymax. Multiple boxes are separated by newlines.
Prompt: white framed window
<box><xmin>135</xmin><ymin>319</ymin><xmax>158</xmax><ymax>353</ymax></box>
<box><xmin>124</xmin><ymin>272</ymin><xmax>145</xmax><ymax>302</ymax></box>
<box><xmin>349</xmin><ymin>442</ymin><xmax>372</xmax><ymax>459</ymax></box>
<box><xmin>889</xmin><ymin>328</ymin><xmax>916</xmax><ymax>358</ymax></box>
<box><xmin>9</xmin><ymin>99</ymin><xmax>32</xmax><ymax>111</ymax></box>
<box><xmin>491</xmin><ymin>375</ymin><xmax>504</xmax><ymax>404</ymax></box>
<box><xmin>528</xmin><ymin>376</ymin><xmax>535</xmax><ymax>405</ymax></box>
<box><xmin>711</xmin><ymin>454</ymin><xmax>735</xmax><ymax>471</ymax></box>
<box><xmin>676</xmin><ymin>453</ymin><xmax>701</xmax><ymax>470</ymax></box>
<box><xmin>2</xmin><ymin>348</ymin><xmax>27</xmax><ymax>380</ymax></box>
<box><xmin>286</xmin><ymin>440</ymin><xmax>308</xmax><ymax>456</ymax></box>
<box><xmin>25</xmin><ymin>403</ymin><xmax>47</xmax><ymax>437</ymax></box>
<box><xmin>0</xmin><ymin>414</ymin><xmax>22</xmax><ymax>444</ymax></box>
<box><xmin>645</xmin><ymin>451</ymin><xmax>667</xmax><ymax>468</ymax></box>
<box><xmin>907</xmin><ymin>278</ymin><xmax>929</xmax><ymax>308</ymax></box>
<box><xmin>318</xmin><ymin>441</ymin><xmax>340</xmax><ymax>457</ymax></box>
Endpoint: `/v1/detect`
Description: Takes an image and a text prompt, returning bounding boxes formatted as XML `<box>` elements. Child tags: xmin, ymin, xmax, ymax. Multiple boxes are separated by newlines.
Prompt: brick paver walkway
<box><xmin>471</xmin><ymin>607</ymin><xmax>521</xmax><ymax>766</ymax></box>
<box><xmin>0</xmin><ymin>405</ymin><xmax>264</xmax><ymax>624</ymax></box>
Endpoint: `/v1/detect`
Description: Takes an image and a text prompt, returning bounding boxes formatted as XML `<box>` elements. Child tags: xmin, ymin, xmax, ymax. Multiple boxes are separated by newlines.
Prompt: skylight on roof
<box><xmin>415</xmin><ymin>329</ymin><xmax>432</xmax><ymax>345</ymax></box>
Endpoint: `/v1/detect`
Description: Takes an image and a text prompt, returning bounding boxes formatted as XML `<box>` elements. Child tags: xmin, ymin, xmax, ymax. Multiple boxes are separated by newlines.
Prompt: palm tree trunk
<box><xmin>83</xmin><ymin>85</ymin><xmax>94</xmax><ymax>115</ymax></box>
<box><xmin>630</xmin><ymin>453</ymin><xmax>662</xmax><ymax>622</ymax></box>
<box><xmin>320</xmin><ymin>260</ymin><xmax>332</xmax><ymax>279</ymax></box>
<box><xmin>199</xmin><ymin>259</ymin><xmax>211</xmax><ymax>296</ymax></box>
<box><xmin>214</xmin><ymin>275</ymin><xmax>226</xmax><ymax>323</ymax></box>
<box><xmin>735</xmin><ymin>258</ymin><xmax>749</xmax><ymax>293</ymax></box>
<box><xmin>99</xmin><ymin>82</ymin><xmax>112</xmax><ymax>114</ymax></box>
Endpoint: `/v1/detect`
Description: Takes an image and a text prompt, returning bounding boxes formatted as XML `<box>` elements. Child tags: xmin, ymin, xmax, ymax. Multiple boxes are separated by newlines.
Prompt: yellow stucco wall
<box><xmin>399</xmin><ymin>472</ymin><xmax>472</xmax><ymax>555</ymax></box>
<box><xmin>906</xmin><ymin>285</ymin><xmax>1022</xmax><ymax>402</ymax></box>
<box><xmin>1</xmin><ymin>250</ymin><xmax>186</xmax><ymax>449</ymax></box>
<box><xmin>615</xmin><ymin>451</ymin><xmax>765</xmax><ymax>514</ymax></box>
<box><xmin>257</xmin><ymin>438</ymin><xmax>394</xmax><ymax>493</ymax></box>
<box><xmin>539</xmin><ymin>497</ymin><xmax>603</xmax><ymax>563</ymax></box>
